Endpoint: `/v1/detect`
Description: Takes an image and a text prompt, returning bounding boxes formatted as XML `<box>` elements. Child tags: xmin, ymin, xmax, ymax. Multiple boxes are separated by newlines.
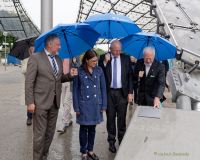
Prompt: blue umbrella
<box><xmin>120</xmin><ymin>32</ymin><xmax>177</xmax><ymax>61</ymax></box>
<box><xmin>84</xmin><ymin>13</ymin><xmax>141</xmax><ymax>39</ymax></box>
<box><xmin>34</xmin><ymin>23</ymin><xmax>100</xmax><ymax>58</ymax></box>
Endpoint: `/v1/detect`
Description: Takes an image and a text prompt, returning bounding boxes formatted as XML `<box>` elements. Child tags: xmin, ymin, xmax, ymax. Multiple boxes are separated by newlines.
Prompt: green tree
<box><xmin>0</xmin><ymin>31</ymin><xmax>16</xmax><ymax>59</ymax></box>
<box><xmin>94</xmin><ymin>48</ymin><xmax>105</xmax><ymax>57</ymax></box>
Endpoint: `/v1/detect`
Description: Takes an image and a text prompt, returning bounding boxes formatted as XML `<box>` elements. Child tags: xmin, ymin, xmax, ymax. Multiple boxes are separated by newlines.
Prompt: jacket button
<box><xmin>94</xmin><ymin>94</ymin><xmax>97</xmax><ymax>97</ymax></box>
<box><xmin>87</xmin><ymin>95</ymin><xmax>89</xmax><ymax>98</ymax></box>
<box><xmin>87</xmin><ymin>86</ymin><xmax>89</xmax><ymax>88</ymax></box>
<box><xmin>94</xmin><ymin>85</ymin><xmax>96</xmax><ymax>88</ymax></box>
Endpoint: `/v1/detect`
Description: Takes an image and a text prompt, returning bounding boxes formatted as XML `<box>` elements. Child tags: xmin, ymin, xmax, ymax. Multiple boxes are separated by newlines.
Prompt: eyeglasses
<box><xmin>88</xmin><ymin>59</ymin><xmax>98</xmax><ymax>63</ymax></box>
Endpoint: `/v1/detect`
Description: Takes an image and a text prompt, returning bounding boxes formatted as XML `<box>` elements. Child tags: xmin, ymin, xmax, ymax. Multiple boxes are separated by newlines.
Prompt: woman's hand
<box><xmin>101</xmin><ymin>109</ymin><xmax>106</xmax><ymax>112</ymax></box>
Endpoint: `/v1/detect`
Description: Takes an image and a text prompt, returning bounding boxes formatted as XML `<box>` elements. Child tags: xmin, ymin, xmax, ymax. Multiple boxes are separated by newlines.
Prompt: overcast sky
<box><xmin>21</xmin><ymin>0</ymin><xmax>80</xmax><ymax>28</ymax></box>
<box><xmin>20</xmin><ymin>0</ymin><xmax>107</xmax><ymax>50</ymax></box>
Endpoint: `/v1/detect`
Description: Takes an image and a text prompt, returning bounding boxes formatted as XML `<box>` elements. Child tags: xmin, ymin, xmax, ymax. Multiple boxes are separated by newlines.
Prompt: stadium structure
<box><xmin>77</xmin><ymin>0</ymin><xmax>158</xmax><ymax>44</ymax></box>
<box><xmin>0</xmin><ymin>0</ymin><xmax>40</xmax><ymax>39</ymax></box>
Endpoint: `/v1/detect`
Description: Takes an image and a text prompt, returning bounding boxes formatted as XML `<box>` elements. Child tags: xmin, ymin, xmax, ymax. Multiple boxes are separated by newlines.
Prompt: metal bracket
<box><xmin>176</xmin><ymin>48</ymin><xmax>183</xmax><ymax>60</ymax></box>
<box><xmin>150</xmin><ymin>5</ymin><xmax>157</xmax><ymax>17</ymax></box>
<box><xmin>186</xmin><ymin>61</ymin><xmax>200</xmax><ymax>74</ymax></box>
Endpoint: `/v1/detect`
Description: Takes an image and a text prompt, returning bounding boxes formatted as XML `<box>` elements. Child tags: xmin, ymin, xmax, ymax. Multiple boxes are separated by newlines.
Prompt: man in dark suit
<box><xmin>133</xmin><ymin>47</ymin><xmax>165</xmax><ymax>107</ymax></box>
<box><xmin>99</xmin><ymin>40</ymin><xmax>133</xmax><ymax>153</ymax></box>
<box><xmin>25</xmin><ymin>34</ymin><xmax>77</xmax><ymax>160</ymax></box>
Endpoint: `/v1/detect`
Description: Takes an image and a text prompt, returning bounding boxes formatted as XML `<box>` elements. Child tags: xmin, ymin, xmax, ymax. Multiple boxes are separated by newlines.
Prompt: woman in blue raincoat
<box><xmin>73</xmin><ymin>49</ymin><xmax>107</xmax><ymax>160</ymax></box>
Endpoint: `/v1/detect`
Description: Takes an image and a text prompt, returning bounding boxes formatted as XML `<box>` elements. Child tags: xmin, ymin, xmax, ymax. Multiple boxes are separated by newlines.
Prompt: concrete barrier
<box><xmin>115</xmin><ymin>106</ymin><xmax>200</xmax><ymax>160</ymax></box>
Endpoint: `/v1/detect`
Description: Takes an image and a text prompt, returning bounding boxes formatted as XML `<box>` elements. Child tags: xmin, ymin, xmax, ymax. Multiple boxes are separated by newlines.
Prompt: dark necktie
<box><xmin>48</xmin><ymin>55</ymin><xmax>58</xmax><ymax>77</ymax></box>
<box><xmin>113</xmin><ymin>57</ymin><xmax>117</xmax><ymax>88</ymax></box>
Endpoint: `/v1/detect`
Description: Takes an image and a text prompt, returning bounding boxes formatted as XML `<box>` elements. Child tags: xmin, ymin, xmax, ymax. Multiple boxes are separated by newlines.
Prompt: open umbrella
<box><xmin>9</xmin><ymin>36</ymin><xmax>37</xmax><ymax>60</ymax></box>
<box><xmin>84</xmin><ymin>13</ymin><xmax>141</xmax><ymax>39</ymax></box>
<box><xmin>120</xmin><ymin>32</ymin><xmax>177</xmax><ymax>61</ymax></box>
<box><xmin>34</xmin><ymin>23</ymin><xmax>100</xmax><ymax>58</ymax></box>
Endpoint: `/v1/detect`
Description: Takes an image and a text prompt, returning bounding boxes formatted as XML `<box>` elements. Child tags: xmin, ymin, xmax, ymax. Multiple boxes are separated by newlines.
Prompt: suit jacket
<box><xmin>25</xmin><ymin>51</ymin><xmax>72</xmax><ymax>110</ymax></box>
<box><xmin>134</xmin><ymin>59</ymin><xmax>165</xmax><ymax>105</ymax></box>
<box><xmin>98</xmin><ymin>53</ymin><xmax>133</xmax><ymax>98</ymax></box>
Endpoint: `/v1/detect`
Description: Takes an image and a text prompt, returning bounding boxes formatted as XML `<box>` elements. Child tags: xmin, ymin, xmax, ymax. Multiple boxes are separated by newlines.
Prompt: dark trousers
<box><xmin>79</xmin><ymin>125</ymin><xmax>96</xmax><ymax>154</ymax></box>
<box><xmin>138</xmin><ymin>92</ymin><xmax>154</xmax><ymax>106</ymax></box>
<box><xmin>133</xmin><ymin>85</ymin><xmax>138</xmax><ymax>104</ymax></box>
<box><xmin>27</xmin><ymin>112</ymin><xmax>32</xmax><ymax>119</ymax></box>
<box><xmin>33</xmin><ymin>97</ymin><xmax>58</xmax><ymax>160</ymax></box>
<box><xmin>106</xmin><ymin>89</ymin><xmax>128</xmax><ymax>145</ymax></box>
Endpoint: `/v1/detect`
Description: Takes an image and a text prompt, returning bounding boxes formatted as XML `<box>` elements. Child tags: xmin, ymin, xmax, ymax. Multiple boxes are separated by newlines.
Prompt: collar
<box><xmin>44</xmin><ymin>48</ymin><xmax>52</xmax><ymax>56</ymax></box>
<box><xmin>111</xmin><ymin>54</ymin><xmax>120</xmax><ymax>59</ymax></box>
<box><xmin>45</xmin><ymin>48</ymin><xmax>58</xmax><ymax>57</ymax></box>
<box><xmin>144</xmin><ymin>63</ymin><xmax>152</xmax><ymax>67</ymax></box>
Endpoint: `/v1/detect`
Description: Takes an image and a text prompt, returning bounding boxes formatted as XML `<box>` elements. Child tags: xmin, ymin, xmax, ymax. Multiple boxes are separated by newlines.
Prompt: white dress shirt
<box><xmin>111</xmin><ymin>55</ymin><xmax>122</xmax><ymax>88</ymax></box>
<box><xmin>45</xmin><ymin>49</ymin><xmax>59</xmax><ymax>73</ymax></box>
<box><xmin>145</xmin><ymin>63</ymin><xmax>152</xmax><ymax>76</ymax></box>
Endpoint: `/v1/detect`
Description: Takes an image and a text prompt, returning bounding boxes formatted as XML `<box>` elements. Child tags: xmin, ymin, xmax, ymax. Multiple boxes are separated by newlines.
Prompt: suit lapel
<box><xmin>120</xmin><ymin>55</ymin><xmax>125</xmax><ymax>83</ymax></box>
<box><xmin>41</xmin><ymin>51</ymin><xmax>55</xmax><ymax>76</ymax></box>
<box><xmin>147</xmin><ymin>60</ymin><xmax>156</xmax><ymax>77</ymax></box>
<box><xmin>107</xmin><ymin>55</ymin><xmax>112</xmax><ymax>83</ymax></box>
<box><xmin>142</xmin><ymin>63</ymin><xmax>147</xmax><ymax>78</ymax></box>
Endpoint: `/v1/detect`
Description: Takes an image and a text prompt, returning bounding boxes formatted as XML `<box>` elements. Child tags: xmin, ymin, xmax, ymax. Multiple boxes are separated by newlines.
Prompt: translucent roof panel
<box><xmin>77</xmin><ymin>0</ymin><xmax>157</xmax><ymax>42</ymax></box>
<box><xmin>0</xmin><ymin>0</ymin><xmax>40</xmax><ymax>39</ymax></box>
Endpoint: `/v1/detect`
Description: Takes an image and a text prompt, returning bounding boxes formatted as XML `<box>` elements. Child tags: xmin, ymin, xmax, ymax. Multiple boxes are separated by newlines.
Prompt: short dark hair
<box><xmin>44</xmin><ymin>34</ymin><xmax>59</xmax><ymax>47</ymax></box>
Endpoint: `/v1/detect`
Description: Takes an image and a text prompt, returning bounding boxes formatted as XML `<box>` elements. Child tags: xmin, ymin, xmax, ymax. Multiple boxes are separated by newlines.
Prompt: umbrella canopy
<box><xmin>9</xmin><ymin>36</ymin><xmax>37</xmax><ymax>60</ymax></box>
<box><xmin>120</xmin><ymin>32</ymin><xmax>177</xmax><ymax>61</ymax></box>
<box><xmin>84</xmin><ymin>13</ymin><xmax>141</xmax><ymax>39</ymax></box>
<box><xmin>34</xmin><ymin>23</ymin><xmax>100</xmax><ymax>58</ymax></box>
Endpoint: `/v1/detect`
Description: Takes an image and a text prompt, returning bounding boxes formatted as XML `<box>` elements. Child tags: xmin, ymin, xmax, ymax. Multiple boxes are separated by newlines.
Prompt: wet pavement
<box><xmin>0</xmin><ymin>65</ymin><xmax>175</xmax><ymax>160</ymax></box>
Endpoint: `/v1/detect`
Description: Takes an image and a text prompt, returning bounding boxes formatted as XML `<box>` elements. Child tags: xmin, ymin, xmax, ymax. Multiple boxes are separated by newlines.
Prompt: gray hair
<box><xmin>44</xmin><ymin>34</ymin><xmax>59</xmax><ymax>47</ymax></box>
<box><xmin>110</xmin><ymin>39</ymin><xmax>121</xmax><ymax>49</ymax></box>
<box><xmin>143</xmin><ymin>47</ymin><xmax>155</xmax><ymax>57</ymax></box>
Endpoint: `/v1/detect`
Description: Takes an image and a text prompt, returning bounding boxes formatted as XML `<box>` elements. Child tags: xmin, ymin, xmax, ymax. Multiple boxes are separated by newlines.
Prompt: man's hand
<box><xmin>103</xmin><ymin>53</ymin><xmax>111</xmax><ymax>65</ymax></box>
<box><xmin>139</xmin><ymin>71</ymin><xmax>144</xmax><ymax>78</ymax></box>
<box><xmin>153</xmin><ymin>97</ymin><xmax>160</xmax><ymax>108</ymax></box>
<box><xmin>27</xmin><ymin>103</ymin><xmax>35</xmax><ymax>113</ymax></box>
<box><xmin>128</xmin><ymin>94</ymin><xmax>133</xmax><ymax>103</ymax></box>
<box><xmin>70</xmin><ymin>68</ymin><xmax>78</xmax><ymax>77</ymax></box>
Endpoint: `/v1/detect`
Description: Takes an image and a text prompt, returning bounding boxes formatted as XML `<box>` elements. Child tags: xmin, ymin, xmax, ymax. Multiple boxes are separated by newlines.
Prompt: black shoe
<box><xmin>119</xmin><ymin>140</ymin><xmax>122</xmax><ymax>145</ymax></box>
<box><xmin>87</xmin><ymin>152</ymin><xmax>99</xmax><ymax>160</ymax></box>
<box><xmin>109</xmin><ymin>143</ymin><xmax>116</xmax><ymax>153</ymax></box>
<box><xmin>66</xmin><ymin>121</ymin><xmax>73</xmax><ymax>127</ymax></box>
<box><xmin>81</xmin><ymin>154</ymin><xmax>88</xmax><ymax>160</ymax></box>
<box><xmin>42</xmin><ymin>155</ymin><xmax>47</xmax><ymax>160</ymax></box>
<box><xmin>26</xmin><ymin>118</ymin><xmax>32</xmax><ymax>126</ymax></box>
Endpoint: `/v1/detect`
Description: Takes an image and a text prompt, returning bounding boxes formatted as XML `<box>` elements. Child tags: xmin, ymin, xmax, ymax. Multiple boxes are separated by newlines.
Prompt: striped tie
<box><xmin>48</xmin><ymin>55</ymin><xmax>58</xmax><ymax>77</ymax></box>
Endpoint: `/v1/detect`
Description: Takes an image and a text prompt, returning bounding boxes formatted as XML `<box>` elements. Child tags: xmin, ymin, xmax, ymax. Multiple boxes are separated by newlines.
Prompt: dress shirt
<box><xmin>45</xmin><ymin>49</ymin><xmax>59</xmax><ymax>73</ymax></box>
<box><xmin>145</xmin><ymin>63</ymin><xmax>152</xmax><ymax>76</ymax></box>
<box><xmin>111</xmin><ymin>55</ymin><xmax>122</xmax><ymax>88</ymax></box>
